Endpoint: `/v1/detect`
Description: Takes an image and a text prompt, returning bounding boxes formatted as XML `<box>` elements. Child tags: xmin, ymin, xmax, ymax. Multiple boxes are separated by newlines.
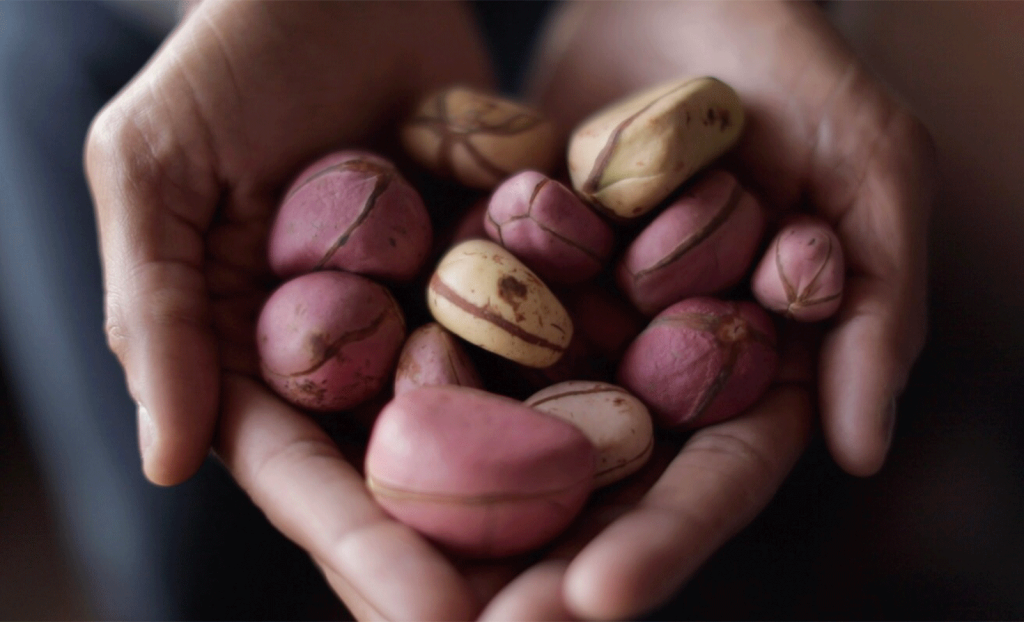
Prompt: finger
<box><xmin>478</xmin><ymin>560</ymin><xmax>577</xmax><ymax>622</ymax></box>
<box><xmin>818</xmin><ymin>278</ymin><xmax>916</xmax><ymax>476</ymax></box>
<box><xmin>215</xmin><ymin>374</ymin><xmax>479</xmax><ymax>621</ymax></box>
<box><xmin>807</xmin><ymin>71</ymin><xmax>936</xmax><ymax>475</ymax></box>
<box><xmin>318</xmin><ymin>566</ymin><xmax>386</xmax><ymax>622</ymax></box>
<box><xmin>85</xmin><ymin>102</ymin><xmax>221</xmax><ymax>485</ymax></box>
<box><xmin>563</xmin><ymin>384</ymin><xmax>813</xmax><ymax>620</ymax></box>
<box><xmin>84</xmin><ymin>0</ymin><xmax>265</xmax><ymax>485</ymax></box>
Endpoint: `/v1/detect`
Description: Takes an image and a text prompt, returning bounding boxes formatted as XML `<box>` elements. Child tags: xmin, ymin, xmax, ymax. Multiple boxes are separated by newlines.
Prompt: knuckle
<box><xmin>687</xmin><ymin>429</ymin><xmax>778</xmax><ymax>484</ymax></box>
<box><xmin>85</xmin><ymin>102</ymin><xmax>167</xmax><ymax>199</ymax></box>
<box><xmin>103</xmin><ymin>289</ymin><xmax>131</xmax><ymax>364</ymax></box>
<box><xmin>890</xmin><ymin>108</ymin><xmax>939</xmax><ymax>187</ymax></box>
<box><xmin>84</xmin><ymin>104</ymin><xmax>129</xmax><ymax>181</ymax></box>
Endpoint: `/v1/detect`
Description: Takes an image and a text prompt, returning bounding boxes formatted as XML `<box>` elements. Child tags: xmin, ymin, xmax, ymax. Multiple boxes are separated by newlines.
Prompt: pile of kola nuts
<box><xmin>256</xmin><ymin>77</ymin><xmax>845</xmax><ymax>559</ymax></box>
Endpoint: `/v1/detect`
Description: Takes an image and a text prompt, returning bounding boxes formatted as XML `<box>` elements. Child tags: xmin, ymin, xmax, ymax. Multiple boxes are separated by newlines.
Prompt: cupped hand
<box><xmin>85</xmin><ymin>0</ymin><xmax>492</xmax><ymax>486</ymax></box>
<box><xmin>530</xmin><ymin>0</ymin><xmax>934</xmax><ymax>477</ymax></box>
<box><xmin>85</xmin><ymin>1</ymin><xmax>494</xmax><ymax>618</ymax></box>
<box><xmin>464</xmin><ymin>1</ymin><xmax>936</xmax><ymax>618</ymax></box>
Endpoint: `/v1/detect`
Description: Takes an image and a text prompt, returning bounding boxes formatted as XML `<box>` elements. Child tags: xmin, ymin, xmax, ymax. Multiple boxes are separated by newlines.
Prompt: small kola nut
<box><xmin>485</xmin><ymin>170</ymin><xmax>616</xmax><ymax>285</ymax></box>
<box><xmin>427</xmin><ymin>239</ymin><xmax>573</xmax><ymax>368</ymax></box>
<box><xmin>525</xmin><ymin>381</ymin><xmax>654</xmax><ymax>488</ymax></box>
<box><xmin>401</xmin><ymin>86</ymin><xmax>560</xmax><ymax>189</ymax></box>
<box><xmin>751</xmin><ymin>214</ymin><xmax>845</xmax><ymax>322</ymax></box>
<box><xmin>393</xmin><ymin>322</ymin><xmax>483</xmax><ymax>395</ymax></box>
<box><xmin>256</xmin><ymin>271</ymin><xmax>406</xmax><ymax>412</ymax></box>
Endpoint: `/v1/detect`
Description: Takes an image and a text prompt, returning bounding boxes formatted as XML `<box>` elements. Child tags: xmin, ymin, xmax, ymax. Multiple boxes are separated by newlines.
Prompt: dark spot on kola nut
<box><xmin>719</xmin><ymin>108</ymin><xmax>731</xmax><ymax>130</ymax></box>
<box><xmin>296</xmin><ymin>379</ymin><xmax>327</xmax><ymax>402</ymax></box>
<box><xmin>498</xmin><ymin>275</ymin><xmax>529</xmax><ymax>310</ymax></box>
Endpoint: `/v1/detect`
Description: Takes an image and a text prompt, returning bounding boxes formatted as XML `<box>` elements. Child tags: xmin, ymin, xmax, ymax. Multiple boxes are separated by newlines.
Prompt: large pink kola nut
<box><xmin>268</xmin><ymin>150</ymin><xmax>432</xmax><ymax>282</ymax></box>
<box><xmin>751</xmin><ymin>214</ymin><xmax>845</xmax><ymax>322</ymax></box>
<box><xmin>617</xmin><ymin>297</ymin><xmax>777</xmax><ymax>429</ymax></box>
<box><xmin>616</xmin><ymin>170</ymin><xmax>765</xmax><ymax>316</ymax></box>
<box><xmin>365</xmin><ymin>386</ymin><xmax>596</xmax><ymax>558</ymax></box>
<box><xmin>485</xmin><ymin>171</ymin><xmax>615</xmax><ymax>284</ymax></box>
<box><xmin>257</xmin><ymin>271</ymin><xmax>406</xmax><ymax>412</ymax></box>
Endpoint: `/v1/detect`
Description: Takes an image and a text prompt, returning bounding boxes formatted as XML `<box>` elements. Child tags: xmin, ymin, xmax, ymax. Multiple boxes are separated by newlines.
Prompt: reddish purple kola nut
<box><xmin>257</xmin><ymin>271</ymin><xmax>406</xmax><ymax>412</ymax></box>
<box><xmin>393</xmin><ymin>323</ymin><xmax>483</xmax><ymax>396</ymax></box>
<box><xmin>268</xmin><ymin>150</ymin><xmax>433</xmax><ymax>283</ymax></box>
<box><xmin>615</xmin><ymin>170</ymin><xmax>765</xmax><ymax>316</ymax></box>
<box><xmin>485</xmin><ymin>171</ymin><xmax>615</xmax><ymax>285</ymax></box>
<box><xmin>751</xmin><ymin>214</ymin><xmax>845</xmax><ymax>322</ymax></box>
<box><xmin>616</xmin><ymin>297</ymin><xmax>778</xmax><ymax>429</ymax></box>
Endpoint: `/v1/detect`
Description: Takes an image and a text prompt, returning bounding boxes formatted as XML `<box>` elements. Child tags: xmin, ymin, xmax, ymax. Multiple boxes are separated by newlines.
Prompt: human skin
<box><xmin>87</xmin><ymin>2</ymin><xmax>493</xmax><ymax>618</ymax></box>
<box><xmin>86</xmin><ymin>1</ymin><xmax>932</xmax><ymax>620</ymax></box>
<box><xmin>476</xmin><ymin>1</ymin><xmax>933</xmax><ymax>618</ymax></box>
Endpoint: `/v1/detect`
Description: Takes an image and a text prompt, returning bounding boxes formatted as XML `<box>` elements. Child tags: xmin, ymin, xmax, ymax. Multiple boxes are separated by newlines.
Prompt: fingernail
<box><xmin>137</xmin><ymin>403</ymin><xmax>154</xmax><ymax>460</ymax></box>
<box><xmin>882</xmin><ymin>395</ymin><xmax>897</xmax><ymax>451</ymax></box>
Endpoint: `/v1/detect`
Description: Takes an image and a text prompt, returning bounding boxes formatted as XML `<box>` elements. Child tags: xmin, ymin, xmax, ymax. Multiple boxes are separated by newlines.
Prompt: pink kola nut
<box><xmin>751</xmin><ymin>214</ymin><xmax>845</xmax><ymax>322</ymax></box>
<box><xmin>268</xmin><ymin>150</ymin><xmax>432</xmax><ymax>282</ymax></box>
<box><xmin>365</xmin><ymin>386</ymin><xmax>596</xmax><ymax>558</ymax></box>
<box><xmin>485</xmin><ymin>171</ymin><xmax>615</xmax><ymax>284</ymax></box>
<box><xmin>393</xmin><ymin>323</ymin><xmax>483</xmax><ymax>395</ymax></box>
<box><xmin>616</xmin><ymin>170</ymin><xmax>766</xmax><ymax>316</ymax></box>
<box><xmin>257</xmin><ymin>271</ymin><xmax>406</xmax><ymax>412</ymax></box>
<box><xmin>617</xmin><ymin>297</ymin><xmax>777</xmax><ymax>429</ymax></box>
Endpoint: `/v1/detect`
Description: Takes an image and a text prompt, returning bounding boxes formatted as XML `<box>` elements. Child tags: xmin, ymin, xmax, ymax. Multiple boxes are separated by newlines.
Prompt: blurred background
<box><xmin>2</xmin><ymin>1</ymin><xmax>1022</xmax><ymax>619</ymax></box>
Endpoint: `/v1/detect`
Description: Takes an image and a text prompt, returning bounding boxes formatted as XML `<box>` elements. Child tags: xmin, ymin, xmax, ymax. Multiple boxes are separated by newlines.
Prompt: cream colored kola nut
<box><xmin>568</xmin><ymin>76</ymin><xmax>745</xmax><ymax>219</ymax></box>
<box><xmin>526</xmin><ymin>381</ymin><xmax>654</xmax><ymax>488</ymax></box>
<box><xmin>427</xmin><ymin>239</ymin><xmax>573</xmax><ymax>368</ymax></box>
<box><xmin>402</xmin><ymin>86</ymin><xmax>560</xmax><ymax>189</ymax></box>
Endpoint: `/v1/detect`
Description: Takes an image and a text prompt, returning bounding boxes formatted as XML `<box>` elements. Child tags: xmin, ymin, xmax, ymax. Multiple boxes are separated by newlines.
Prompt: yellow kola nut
<box><xmin>568</xmin><ymin>76</ymin><xmax>745</xmax><ymax>219</ymax></box>
<box><xmin>427</xmin><ymin>240</ymin><xmax>573</xmax><ymax>368</ymax></box>
<box><xmin>526</xmin><ymin>381</ymin><xmax>654</xmax><ymax>488</ymax></box>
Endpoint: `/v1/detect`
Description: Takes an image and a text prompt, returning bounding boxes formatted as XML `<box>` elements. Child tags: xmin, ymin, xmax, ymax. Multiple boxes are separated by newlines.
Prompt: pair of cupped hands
<box><xmin>85</xmin><ymin>1</ymin><xmax>934</xmax><ymax>619</ymax></box>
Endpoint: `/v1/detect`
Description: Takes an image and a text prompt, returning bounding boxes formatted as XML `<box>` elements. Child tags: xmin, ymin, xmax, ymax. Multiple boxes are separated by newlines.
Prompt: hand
<box><xmin>530</xmin><ymin>0</ymin><xmax>934</xmax><ymax>478</ymax></box>
<box><xmin>86</xmin><ymin>0</ymin><xmax>492</xmax><ymax>485</ymax></box>
<box><xmin>465</xmin><ymin>1</ymin><xmax>934</xmax><ymax>617</ymax></box>
<box><xmin>86</xmin><ymin>1</ymin><xmax>494</xmax><ymax>618</ymax></box>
